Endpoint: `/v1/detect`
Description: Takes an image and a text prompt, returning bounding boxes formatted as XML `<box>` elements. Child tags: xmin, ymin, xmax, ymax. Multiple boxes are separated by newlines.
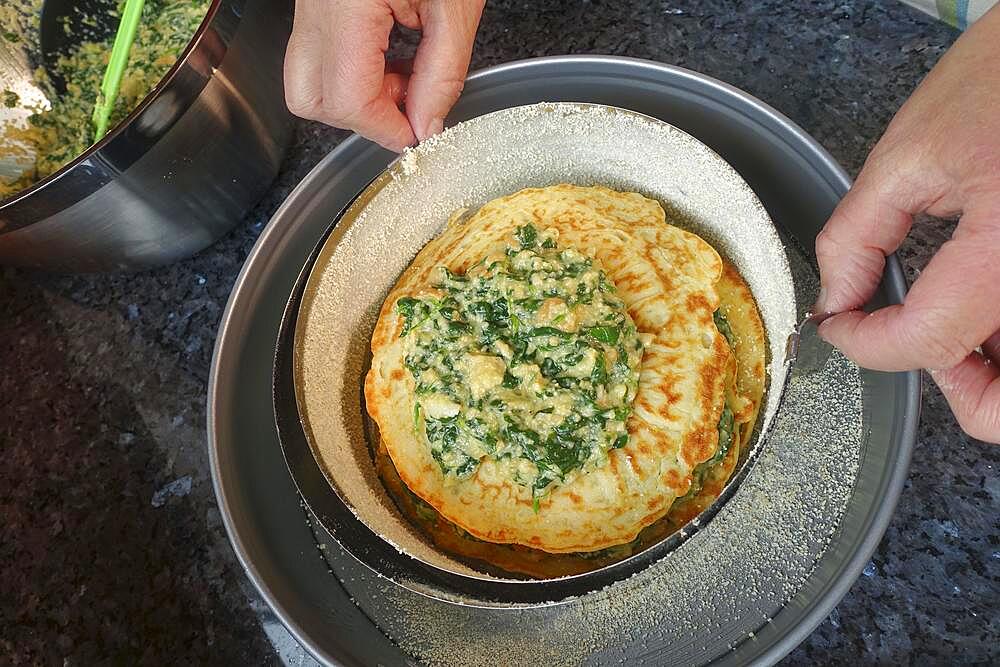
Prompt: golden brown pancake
<box><xmin>372</xmin><ymin>258</ymin><xmax>766</xmax><ymax>578</ymax></box>
<box><xmin>365</xmin><ymin>184</ymin><xmax>760</xmax><ymax>554</ymax></box>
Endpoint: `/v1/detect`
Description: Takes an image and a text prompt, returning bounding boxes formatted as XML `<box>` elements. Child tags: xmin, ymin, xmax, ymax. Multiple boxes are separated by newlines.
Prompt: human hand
<box><xmin>284</xmin><ymin>0</ymin><xmax>485</xmax><ymax>152</ymax></box>
<box><xmin>814</xmin><ymin>5</ymin><xmax>1000</xmax><ymax>443</ymax></box>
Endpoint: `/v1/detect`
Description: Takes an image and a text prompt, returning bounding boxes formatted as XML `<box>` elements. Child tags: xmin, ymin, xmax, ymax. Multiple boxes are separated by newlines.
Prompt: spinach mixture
<box><xmin>397</xmin><ymin>225</ymin><xmax>644</xmax><ymax>499</ymax></box>
<box><xmin>0</xmin><ymin>0</ymin><xmax>208</xmax><ymax>199</ymax></box>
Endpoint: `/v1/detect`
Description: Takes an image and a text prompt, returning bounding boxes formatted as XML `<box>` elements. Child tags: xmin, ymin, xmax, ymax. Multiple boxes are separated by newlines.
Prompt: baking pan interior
<box><xmin>282</xmin><ymin>103</ymin><xmax>798</xmax><ymax>598</ymax></box>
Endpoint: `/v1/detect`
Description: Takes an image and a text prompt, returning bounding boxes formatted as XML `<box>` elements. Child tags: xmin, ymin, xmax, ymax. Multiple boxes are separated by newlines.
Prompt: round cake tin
<box><xmin>271</xmin><ymin>102</ymin><xmax>800</xmax><ymax>605</ymax></box>
<box><xmin>209</xmin><ymin>56</ymin><xmax>919</xmax><ymax>666</ymax></box>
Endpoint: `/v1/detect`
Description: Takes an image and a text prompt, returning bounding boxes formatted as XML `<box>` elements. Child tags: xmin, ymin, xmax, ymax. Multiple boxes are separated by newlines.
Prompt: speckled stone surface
<box><xmin>1</xmin><ymin>0</ymin><xmax>997</xmax><ymax>664</ymax></box>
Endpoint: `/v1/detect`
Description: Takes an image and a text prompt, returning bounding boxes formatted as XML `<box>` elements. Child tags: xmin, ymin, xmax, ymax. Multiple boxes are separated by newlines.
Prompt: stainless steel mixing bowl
<box><xmin>0</xmin><ymin>0</ymin><xmax>294</xmax><ymax>272</ymax></box>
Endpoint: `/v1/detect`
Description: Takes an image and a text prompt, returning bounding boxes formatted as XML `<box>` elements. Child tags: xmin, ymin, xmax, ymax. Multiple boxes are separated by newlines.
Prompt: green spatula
<box><xmin>92</xmin><ymin>0</ymin><xmax>145</xmax><ymax>142</ymax></box>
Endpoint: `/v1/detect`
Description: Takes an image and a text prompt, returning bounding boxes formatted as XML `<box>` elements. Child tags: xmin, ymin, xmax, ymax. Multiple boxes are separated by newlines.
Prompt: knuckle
<box><xmin>442</xmin><ymin>75</ymin><xmax>466</xmax><ymax>93</ymax></box>
<box><xmin>323</xmin><ymin>86</ymin><xmax>377</xmax><ymax>126</ymax></box>
<box><xmin>923</xmin><ymin>342</ymin><xmax>969</xmax><ymax>371</ymax></box>
<box><xmin>814</xmin><ymin>228</ymin><xmax>839</xmax><ymax>260</ymax></box>
<box><xmin>284</xmin><ymin>91</ymin><xmax>314</xmax><ymax>119</ymax></box>
<box><xmin>321</xmin><ymin>101</ymin><xmax>354</xmax><ymax>126</ymax></box>
<box><xmin>333</xmin><ymin>96</ymin><xmax>378</xmax><ymax>127</ymax></box>
<box><xmin>312</xmin><ymin>96</ymin><xmax>362</xmax><ymax>128</ymax></box>
<box><xmin>964</xmin><ymin>144</ymin><xmax>1000</xmax><ymax>184</ymax></box>
<box><xmin>437</xmin><ymin>76</ymin><xmax>466</xmax><ymax>101</ymax></box>
<box><xmin>955</xmin><ymin>403</ymin><xmax>1000</xmax><ymax>443</ymax></box>
<box><xmin>859</xmin><ymin>149</ymin><xmax>895</xmax><ymax>181</ymax></box>
<box><xmin>315</xmin><ymin>93</ymin><xmax>354</xmax><ymax>124</ymax></box>
<box><xmin>289</xmin><ymin>79</ymin><xmax>372</xmax><ymax>127</ymax></box>
<box><xmin>901</xmin><ymin>317</ymin><xmax>972</xmax><ymax>370</ymax></box>
<box><xmin>283</xmin><ymin>79</ymin><xmax>324</xmax><ymax>120</ymax></box>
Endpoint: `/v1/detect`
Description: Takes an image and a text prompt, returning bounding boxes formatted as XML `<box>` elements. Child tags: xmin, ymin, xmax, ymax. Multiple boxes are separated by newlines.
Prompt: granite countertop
<box><xmin>2</xmin><ymin>0</ymin><xmax>997</xmax><ymax>664</ymax></box>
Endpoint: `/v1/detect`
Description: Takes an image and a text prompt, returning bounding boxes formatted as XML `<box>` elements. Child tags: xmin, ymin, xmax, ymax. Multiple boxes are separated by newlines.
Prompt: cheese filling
<box><xmin>396</xmin><ymin>225</ymin><xmax>643</xmax><ymax>497</ymax></box>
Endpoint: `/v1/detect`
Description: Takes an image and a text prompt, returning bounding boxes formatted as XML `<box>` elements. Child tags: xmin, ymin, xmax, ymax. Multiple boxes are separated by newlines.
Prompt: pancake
<box><xmin>364</xmin><ymin>184</ymin><xmax>761</xmax><ymax>554</ymax></box>
<box><xmin>371</xmin><ymin>258</ymin><xmax>766</xmax><ymax>577</ymax></box>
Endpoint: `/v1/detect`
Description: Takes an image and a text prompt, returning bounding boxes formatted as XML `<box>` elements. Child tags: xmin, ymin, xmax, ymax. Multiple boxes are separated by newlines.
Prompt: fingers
<box><xmin>285</xmin><ymin>0</ymin><xmax>416</xmax><ymax>152</ymax></box>
<box><xmin>814</xmin><ymin>171</ymin><xmax>919</xmax><ymax>314</ymax></box>
<box><xmin>340</xmin><ymin>70</ymin><xmax>415</xmax><ymax>151</ymax></box>
<box><xmin>284</xmin><ymin>0</ymin><xmax>328</xmax><ymax>118</ymax></box>
<box><xmin>929</xmin><ymin>351</ymin><xmax>1000</xmax><ymax>444</ymax></box>
<box><xmin>284</xmin><ymin>0</ymin><xmax>483</xmax><ymax>149</ymax></box>
<box><xmin>405</xmin><ymin>0</ymin><xmax>485</xmax><ymax>141</ymax></box>
<box><xmin>818</xmin><ymin>204</ymin><xmax>1000</xmax><ymax>371</ymax></box>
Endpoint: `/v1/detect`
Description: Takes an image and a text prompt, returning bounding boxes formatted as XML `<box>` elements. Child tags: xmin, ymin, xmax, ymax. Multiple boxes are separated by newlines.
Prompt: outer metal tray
<box><xmin>209</xmin><ymin>56</ymin><xmax>919</xmax><ymax>666</ymax></box>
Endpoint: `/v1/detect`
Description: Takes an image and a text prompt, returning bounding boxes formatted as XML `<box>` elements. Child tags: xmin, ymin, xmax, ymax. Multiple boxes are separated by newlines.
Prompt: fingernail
<box><xmin>385</xmin><ymin>140</ymin><xmax>408</xmax><ymax>154</ymax></box>
<box><xmin>815</xmin><ymin>320</ymin><xmax>831</xmax><ymax>343</ymax></box>
<box><xmin>813</xmin><ymin>286</ymin><xmax>828</xmax><ymax>313</ymax></box>
<box><xmin>394</xmin><ymin>132</ymin><xmax>418</xmax><ymax>153</ymax></box>
<box><xmin>421</xmin><ymin>117</ymin><xmax>444</xmax><ymax>141</ymax></box>
<box><xmin>927</xmin><ymin>367</ymin><xmax>955</xmax><ymax>392</ymax></box>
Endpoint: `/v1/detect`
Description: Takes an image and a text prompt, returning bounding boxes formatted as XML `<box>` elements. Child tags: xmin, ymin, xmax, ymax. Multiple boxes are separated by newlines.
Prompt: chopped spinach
<box><xmin>714</xmin><ymin>310</ymin><xmax>735</xmax><ymax>347</ymax></box>
<box><xmin>528</xmin><ymin>326</ymin><xmax>573</xmax><ymax>339</ymax></box>
<box><xmin>397</xmin><ymin>296</ymin><xmax>433</xmax><ymax>336</ymax></box>
<box><xmin>591</xmin><ymin>354</ymin><xmax>608</xmax><ymax>384</ymax></box>
<box><xmin>514</xmin><ymin>224</ymin><xmax>538</xmax><ymax>248</ymax></box>
<box><xmin>714</xmin><ymin>405</ymin><xmax>735</xmax><ymax>464</ymax></box>
<box><xmin>586</xmin><ymin>325</ymin><xmax>620</xmax><ymax>344</ymax></box>
<box><xmin>395</xmin><ymin>225</ymin><xmax>644</xmax><ymax>496</ymax></box>
<box><xmin>501</xmin><ymin>371</ymin><xmax>521</xmax><ymax>388</ymax></box>
<box><xmin>540</xmin><ymin>357</ymin><xmax>562</xmax><ymax>378</ymax></box>
<box><xmin>678</xmin><ymin>403</ymin><xmax>737</xmax><ymax>503</ymax></box>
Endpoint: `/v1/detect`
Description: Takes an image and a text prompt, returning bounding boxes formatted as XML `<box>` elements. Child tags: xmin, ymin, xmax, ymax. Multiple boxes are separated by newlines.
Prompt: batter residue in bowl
<box><xmin>0</xmin><ymin>0</ymin><xmax>209</xmax><ymax>199</ymax></box>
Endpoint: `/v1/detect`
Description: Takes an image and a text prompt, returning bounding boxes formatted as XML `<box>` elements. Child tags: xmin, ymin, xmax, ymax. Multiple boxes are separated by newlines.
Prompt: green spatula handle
<box><xmin>92</xmin><ymin>0</ymin><xmax>145</xmax><ymax>142</ymax></box>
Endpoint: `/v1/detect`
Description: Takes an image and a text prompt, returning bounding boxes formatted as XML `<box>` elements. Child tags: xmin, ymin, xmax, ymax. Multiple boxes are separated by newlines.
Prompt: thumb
<box><xmin>405</xmin><ymin>0</ymin><xmax>484</xmax><ymax>141</ymax></box>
